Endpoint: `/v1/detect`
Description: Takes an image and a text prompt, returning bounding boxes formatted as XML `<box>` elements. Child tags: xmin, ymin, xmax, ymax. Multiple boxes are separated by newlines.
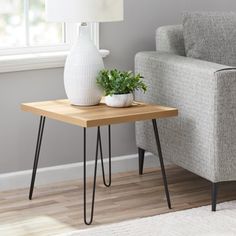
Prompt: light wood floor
<box><xmin>1</xmin><ymin>165</ymin><xmax>236</xmax><ymax>236</ymax></box>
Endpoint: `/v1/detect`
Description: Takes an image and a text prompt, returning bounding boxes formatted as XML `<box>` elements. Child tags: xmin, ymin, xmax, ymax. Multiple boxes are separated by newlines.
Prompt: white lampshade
<box><xmin>45</xmin><ymin>0</ymin><xmax>124</xmax><ymax>23</ymax></box>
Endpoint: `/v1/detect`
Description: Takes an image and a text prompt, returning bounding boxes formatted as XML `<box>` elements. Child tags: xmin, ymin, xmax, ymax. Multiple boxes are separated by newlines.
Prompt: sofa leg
<box><xmin>212</xmin><ymin>183</ymin><xmax>218</xmax><ymax>211</ymax></box>
<box><xmin>138</xmin><ymin>147</ymin><xmax>145</xmax><ymax>175</ymax></box>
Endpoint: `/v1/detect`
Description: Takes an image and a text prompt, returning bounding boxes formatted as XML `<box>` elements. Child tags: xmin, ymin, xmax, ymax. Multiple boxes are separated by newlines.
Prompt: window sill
<box><xmin>0</xmin><ymin>49</ymin><xmax>110</xmax><ymax>74</ymax></box>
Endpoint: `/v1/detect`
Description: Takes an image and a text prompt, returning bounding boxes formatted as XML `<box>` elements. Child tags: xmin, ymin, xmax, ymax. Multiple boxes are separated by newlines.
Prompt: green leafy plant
<box><xmin>96</xmin><ymin>69</ymin><xmax>147</xmax><ymax>96</ymax></box>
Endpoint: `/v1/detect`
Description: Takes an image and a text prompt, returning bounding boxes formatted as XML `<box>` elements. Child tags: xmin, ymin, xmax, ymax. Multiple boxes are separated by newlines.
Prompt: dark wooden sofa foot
<box><xmin>138</xmin><ymin>147</ymin><xmax>145</xmax><ymax>175</ymax></box>
<box><xmin>212</xmin><ymin>182</ymin><xmax>218</xmax><ymax>211</ymax></box>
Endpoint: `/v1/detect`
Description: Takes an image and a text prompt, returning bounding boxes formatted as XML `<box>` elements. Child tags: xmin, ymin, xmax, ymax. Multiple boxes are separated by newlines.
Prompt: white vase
<box><xmin>64</xmin><ymin>24</ymin><xmax>104</xmax><ymax>106</ymax></box>
<box><xmin>105</xmin><ymin>93</ymin><xmax>134</xmax><ymax>108</ymax></box>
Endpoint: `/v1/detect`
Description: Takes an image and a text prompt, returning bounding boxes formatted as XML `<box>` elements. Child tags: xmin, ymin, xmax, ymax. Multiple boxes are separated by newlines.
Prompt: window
<box><xmin>0</xmin><ymin>0</ymin><xmax>99</xmax><ymax>56</ymax></box>
<box><xmin>0</xmin><ymin>0</ymin><xmax>103</xmax><ymax>73</ymax></box>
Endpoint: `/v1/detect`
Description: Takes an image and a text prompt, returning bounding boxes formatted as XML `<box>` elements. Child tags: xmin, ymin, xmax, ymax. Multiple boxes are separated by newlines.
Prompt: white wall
<box><xmin>101</xmin><ymin>0</ymin><xmax>236</xmax><ymax>71</ymax></box>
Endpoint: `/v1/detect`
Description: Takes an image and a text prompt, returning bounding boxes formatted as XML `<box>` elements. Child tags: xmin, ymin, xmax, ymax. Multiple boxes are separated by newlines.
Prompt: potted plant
<box><xmin>96</xmin><ymin>69</ymin><xmax>147</xmax><ymax>107</ymax></box>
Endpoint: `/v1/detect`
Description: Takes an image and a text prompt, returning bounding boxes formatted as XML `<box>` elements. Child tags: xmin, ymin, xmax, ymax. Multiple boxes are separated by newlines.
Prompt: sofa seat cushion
<box><xmin>183</xmin><ymin>12</ymin><xmax>236</xmax><ymax>66</ymax></box>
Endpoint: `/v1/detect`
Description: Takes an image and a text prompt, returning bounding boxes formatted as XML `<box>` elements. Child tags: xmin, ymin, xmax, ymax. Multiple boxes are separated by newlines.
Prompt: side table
<box><xmin>21</xmin><ymin>99</ymin><xmax>178</xmax><ymax>225</ymax></box>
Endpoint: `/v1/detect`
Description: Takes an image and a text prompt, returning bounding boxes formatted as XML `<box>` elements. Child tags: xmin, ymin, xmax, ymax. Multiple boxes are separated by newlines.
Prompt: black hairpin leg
<box><xmin>83</xmin><ymin>126</ymin><xmax>112</xmax><ymax>225</ymax></box>
<box><xmin>83</xmin><ymin>127</ymin><xmax>99</xmax><ymax>225</ymax></box>
<box><xmin>152</xmin><ymin>119</ymin><xmax>172</xmax><ymax>209</ymax></box>
<box><xmin>99</xmin><ymin>125</ymin><xmax>112</xmax><ymax>187</ymax></box>
<box><xmin>29</xmin><ymin>116</ymin><xmax>46</xmax><ymax>200</ymax></box>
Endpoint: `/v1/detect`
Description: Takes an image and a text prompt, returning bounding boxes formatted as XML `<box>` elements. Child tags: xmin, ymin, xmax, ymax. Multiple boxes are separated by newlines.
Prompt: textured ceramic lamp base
<box><xmin>64</xmin><ymin>24</ymin><xmax>104</xmax><ymax>106</ymax></box>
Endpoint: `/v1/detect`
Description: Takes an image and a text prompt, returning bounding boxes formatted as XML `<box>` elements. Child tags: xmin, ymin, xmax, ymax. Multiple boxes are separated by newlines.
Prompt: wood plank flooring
<box><xmin>1</xmin><ymin>165</ymin><xmax>236</xmax><ymax>236</ymax></box>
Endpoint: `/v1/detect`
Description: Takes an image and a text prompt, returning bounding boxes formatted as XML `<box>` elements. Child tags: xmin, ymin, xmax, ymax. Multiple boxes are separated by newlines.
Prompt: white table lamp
<box><xmin>45</xmin><ymin>0</ymin><xmax>124</xmax><ymax>106</ymax></box>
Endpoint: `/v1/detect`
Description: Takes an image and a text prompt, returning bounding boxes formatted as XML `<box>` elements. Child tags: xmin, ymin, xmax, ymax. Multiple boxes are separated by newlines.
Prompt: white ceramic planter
<box><xmin>105</xmin><ymin>93</ymin><xmax>134</xmax><ymax>108</ymax></box>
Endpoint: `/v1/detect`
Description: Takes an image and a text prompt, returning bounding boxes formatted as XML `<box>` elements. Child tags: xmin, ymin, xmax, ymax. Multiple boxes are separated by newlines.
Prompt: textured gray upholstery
<box><xmin>156</xmin><ymin>25</ymin><xmax>185</xmax><ymax>56</ymax></box>
<box><xmin>183</xmin><ymin>12</ymin><xmax>236</xmax><ymax>66</ymax></box>
<box><xmin>135</xmin><ymin>25</ymin><xmax>236</xmax><ymax>183</ymax></box>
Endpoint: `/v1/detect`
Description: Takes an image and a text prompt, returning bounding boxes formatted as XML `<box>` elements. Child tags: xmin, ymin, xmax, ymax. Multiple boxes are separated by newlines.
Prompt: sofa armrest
<box><xmin>214</xmin><ymin>69</ymin><xmax>236</xmax><ymax>182</ymax></box>
<box><xmin>135</xmin><ymin>51</ymin><xmax>236</xmax><ymax>182</ymax></box>
<box><xmin>135</xmin><ymin>51</ymin><xmax>231</xmax><ymax>103</ymax></box>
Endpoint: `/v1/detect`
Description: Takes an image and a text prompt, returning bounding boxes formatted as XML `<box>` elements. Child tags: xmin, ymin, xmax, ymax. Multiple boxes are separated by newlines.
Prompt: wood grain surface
<box><xmin>21</xmin><ymin>99</ymin><xmax>178</xmax><ymax>127</ymax></box>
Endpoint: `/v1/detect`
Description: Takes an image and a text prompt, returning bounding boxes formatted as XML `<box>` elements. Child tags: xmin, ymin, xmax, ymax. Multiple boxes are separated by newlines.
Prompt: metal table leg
<box><xmin>29</xmin><ymin>119</ymin><xmax>112</xmax><ymax>225</ymax></box>
<box><xmin>28</xmin><ymin>118</ymin><xmax>168</xmax><ymax>223</ymax></box>
<box><xmin>100</xmin><ymin>125</ymin><xmax>112</xmax><ymax>187</ymax></box>
<box><xmin>83</xmin><ymin>126</ymin><xmax>112</xmax><ymax>225</ymax></box>
<box><xmin>152</xmin><ymin>119</ymin><xmax>172</xmax><ymax>209</ymax></box>
<box><xmin>83</xmin><ymin>127</ymin><xmax>98</xmax><ymax>225</ymax></box>
<box><xmin>29</xmin><ymin>116</ymin><xmax>46</xmax><ymax>200</ymax></box>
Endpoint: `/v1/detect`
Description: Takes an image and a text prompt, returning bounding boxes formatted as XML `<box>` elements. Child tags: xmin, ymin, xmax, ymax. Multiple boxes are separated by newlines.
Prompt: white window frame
<box><xmin>0</xmin><ymin>23</ymin><xmax>100</xmax><ymax>56</ymax></box>
<box><xmin>0</xmin><ymin>22</ymin><xmax>109</xmax><ymax>74</ymax></box>
<box><xmin>0</xmin><ymin>1</ymin><xmax>109</xmax><ymax>73</ymax></box>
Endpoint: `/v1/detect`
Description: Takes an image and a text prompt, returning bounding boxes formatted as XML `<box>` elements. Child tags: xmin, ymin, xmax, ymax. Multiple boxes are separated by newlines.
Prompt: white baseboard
<box><xmin>0</xmin><ymin>153</ymin><xmax>163</xmax><ymax>191</ymax></box>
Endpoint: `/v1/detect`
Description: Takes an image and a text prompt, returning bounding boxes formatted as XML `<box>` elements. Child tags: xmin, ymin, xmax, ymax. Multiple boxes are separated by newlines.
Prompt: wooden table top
<box><xmin>21</xmin><ymin>99</ymin><xmax>178</xmax><ymax>128</ymax></box>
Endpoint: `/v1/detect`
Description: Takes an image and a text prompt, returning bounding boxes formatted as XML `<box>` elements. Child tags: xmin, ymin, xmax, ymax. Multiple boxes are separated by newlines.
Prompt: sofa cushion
<box><xmin>183</xmin><ymin>12</ymin><xmax>236</xmax><ymax>66</ymax></box>
<box><xmin>156</xmin><ymin>25</ymin><xmax>186</xmax><ymax>56</ymax></box>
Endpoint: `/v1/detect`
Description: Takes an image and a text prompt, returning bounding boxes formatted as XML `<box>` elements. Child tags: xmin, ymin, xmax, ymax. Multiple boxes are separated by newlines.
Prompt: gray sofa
<box><xmin>135</xmin><ymin>25</ymin><xmax>236</xmax><ymax>211</ymax></box>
